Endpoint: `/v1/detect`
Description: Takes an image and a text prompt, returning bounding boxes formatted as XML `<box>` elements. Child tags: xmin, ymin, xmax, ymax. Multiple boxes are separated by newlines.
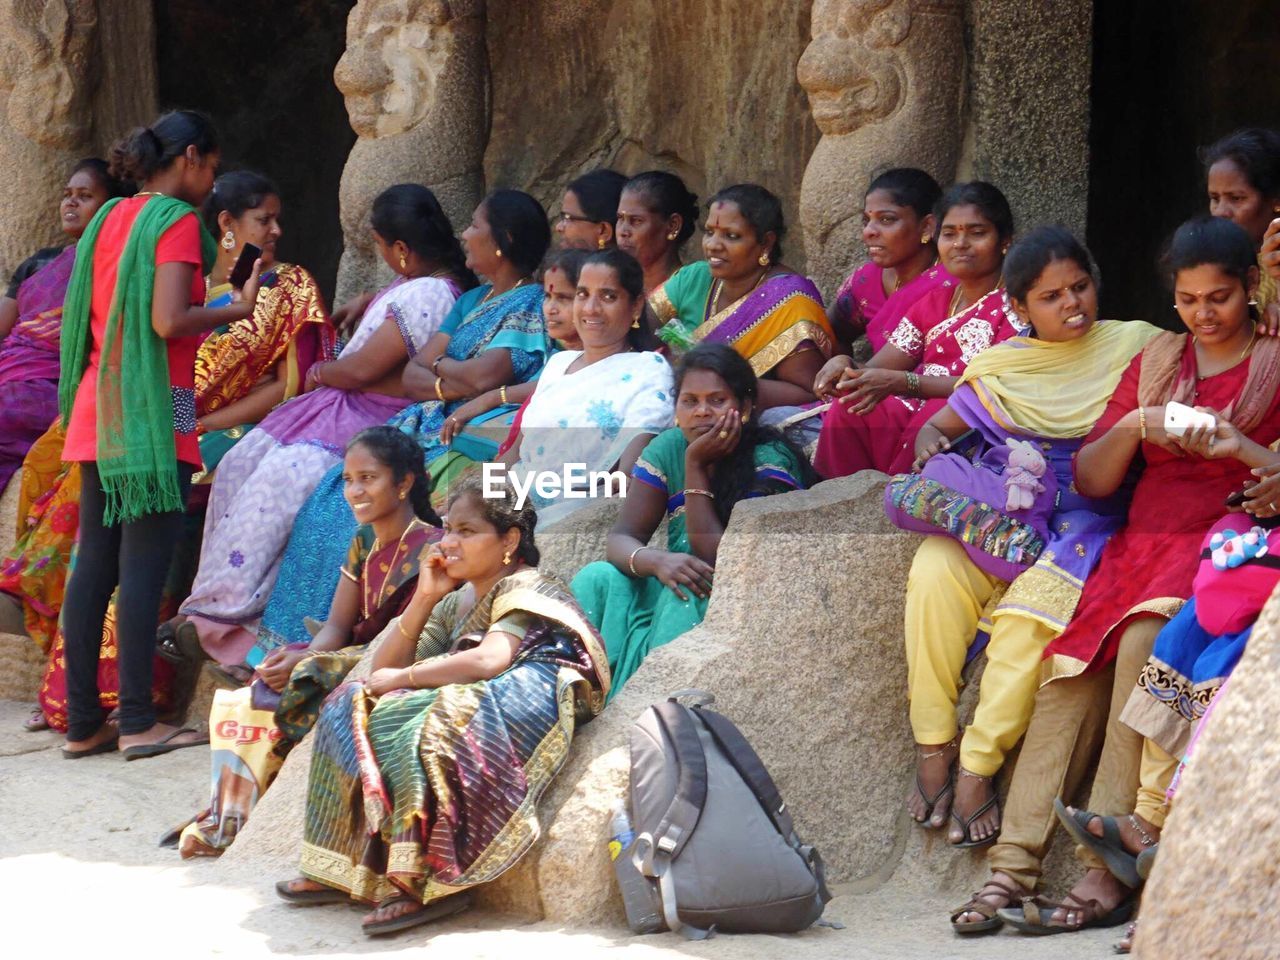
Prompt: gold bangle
<box><xmin>1138</xmin><ymin>405</ymin><xmax>1147</xmax><ymax>441</ymax></box>
<box><xmin>396</xmin><ymin>618</ymin><xmax>415</xmax><ymax>641</ymax></box>
<box><xmin>434</xmin><ymin>377</ymin><xmax>446</xmax><ymax>402</ymax></box>
<box><xmin>407</xmin><ymin>662</ymin><xmax>420</xmax><ymax>688</ymax></box>
<box><xmin>684</xmin><ymin>487</ymin><xmax>715</xmax><ymax>500</ymax></box>
<box><xmin>628</xmin><ymin>546</ymin><xmax>647</xmax><ymax>577</ymax></box>
<box><xmin>499</xmin><ymin>384</ymin><xmax>509</xmax><ymax>404</ymax></box>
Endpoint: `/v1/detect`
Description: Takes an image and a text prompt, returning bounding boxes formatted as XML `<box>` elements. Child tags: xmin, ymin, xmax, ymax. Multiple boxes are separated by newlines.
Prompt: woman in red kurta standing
<box><xmin>57</xmin><ymin>110</ymin><xmax>264</xmax><ymax>760</ymax></box>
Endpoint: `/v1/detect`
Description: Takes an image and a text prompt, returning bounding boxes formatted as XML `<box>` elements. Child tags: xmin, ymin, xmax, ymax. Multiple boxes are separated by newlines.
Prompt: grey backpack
<box><xmin>615</xmin><ymin>692</ymin><xmax>831</xmax><ymax>938</ymax></box>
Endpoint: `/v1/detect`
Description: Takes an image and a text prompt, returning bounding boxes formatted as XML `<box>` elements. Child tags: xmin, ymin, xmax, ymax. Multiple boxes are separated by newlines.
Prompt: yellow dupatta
<box><xmin>956</xmin><ymin>320</ymin><xmax>1164</xmax><ymax>438</ymax></box>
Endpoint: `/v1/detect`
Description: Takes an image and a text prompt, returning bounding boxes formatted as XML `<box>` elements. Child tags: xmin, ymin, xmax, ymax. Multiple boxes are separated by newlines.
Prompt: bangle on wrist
<box><xmin>431</xmin><ymin>356</ymin><xmax>443</xmax><ymax>376</ymax></box>
<box><xmin>905</xmin><ymin>371</ymin><xmax>920</xmax><ymax>396</ymax></box>
<box><xmin>397</xmin><ymin>618</ymin><xmax>415</xmax><ymax>641</ymax></box>
<box><xmin>499</xmin><ymin>384</ymin><xmax>508</xmax><ymax>404</ymax></box>
<box><xmin>313</xmin><ymin>362</ymin><xmax>326</xmax><ymax>387</ymax></box>
<box><xmin>684</xmin><ymin>487</ymin><xmax>715</xmax><ymax>500</ymax></box>
<box><xmin>434</xmin><ymin>377</ymin><xmax>446</xmax><ymax>402</ymax></box>
<box><xmin>1138</xmin><ymin>405</ymin><xmax>1147</xmax><ymax>441</ymax></box>
<box><xmin>407</xmin><ymin>663</ymin><xmax>420</xmax><ymax>688</ymax></box>
<box><xmin>628</xmin><ymin>546</ymin><xmax>648</xmax><ymax>577</ymax></box>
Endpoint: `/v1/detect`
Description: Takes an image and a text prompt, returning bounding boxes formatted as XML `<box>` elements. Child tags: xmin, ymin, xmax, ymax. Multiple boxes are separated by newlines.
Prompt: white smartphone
<box><xmin>1164</xmin><ymin>400</ymin><xmax>1217</xmax><ymax>438</ymax></box>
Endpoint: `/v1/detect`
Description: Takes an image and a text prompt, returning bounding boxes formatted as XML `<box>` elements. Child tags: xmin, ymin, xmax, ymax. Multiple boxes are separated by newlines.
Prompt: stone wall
<box><xmin>0</xmin><ymin>0</ymin><xmax>156</xmax><ymax>285</ymax></box>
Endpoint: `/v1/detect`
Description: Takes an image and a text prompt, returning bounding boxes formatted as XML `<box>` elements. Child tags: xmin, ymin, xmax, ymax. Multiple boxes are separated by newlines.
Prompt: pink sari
<box><xmin>831</xmin><ymin>261</ymin><xmax>954</xmax><ymax>352</ymax></box>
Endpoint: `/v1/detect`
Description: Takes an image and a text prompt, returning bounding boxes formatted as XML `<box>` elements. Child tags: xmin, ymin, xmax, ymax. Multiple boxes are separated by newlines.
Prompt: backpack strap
<box><xmin>695</xmin><ymin>707</ymin><xmax>833</xmax><ymax>905</ymax></box>
<box><xmin>630</xmin><ymin>700</ymin><xmax>714</xmax><ymax>939</ymax></box>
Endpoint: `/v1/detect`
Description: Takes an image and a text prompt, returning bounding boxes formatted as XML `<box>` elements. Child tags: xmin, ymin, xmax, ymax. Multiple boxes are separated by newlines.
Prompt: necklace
<box><xmin>710</xmin><ymin>267</ymin><xmax>768</xmax><ymax>317</ymax></box>
<box><xmin>1195</xmin><ymin>323</ymin><xmax>1258</xmax><ymax>381</ymax></box>
<box><xmin>366</xmin><ymin>517</ymin><xmax>421</xmax><ymax>619</ymax></box>
<box><xmin>480</xmin><ymin>276</ymin><xmax>532</xmax><ymax>305</ymax></box>
<box><xmin>135</xmin><ymin>190</ymin><xmax>169</xmax><ymax>198</ymax></box>
<box><xmin>947</xmin><ymin>284</ymin><xmax>965</xmax><ymax>316</ymax></box>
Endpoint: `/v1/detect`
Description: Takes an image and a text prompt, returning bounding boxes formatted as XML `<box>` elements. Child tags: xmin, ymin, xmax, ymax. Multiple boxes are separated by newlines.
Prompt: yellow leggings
<box><xmin>905</xmin><ymin>537</ymin><xmax>1056</xmax><ymax>777</ymax></box>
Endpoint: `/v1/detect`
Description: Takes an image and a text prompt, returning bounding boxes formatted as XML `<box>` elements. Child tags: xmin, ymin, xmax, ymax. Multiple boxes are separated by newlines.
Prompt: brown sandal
<box><xmin>998</xmin><ymin>890</ymin><xmax>1135</xmax><ymax>935</ymax></box>
<box><xmin>950</xmin><ymin>878</ymin><xmax>1029</xmax><ymax>934</ymax></box>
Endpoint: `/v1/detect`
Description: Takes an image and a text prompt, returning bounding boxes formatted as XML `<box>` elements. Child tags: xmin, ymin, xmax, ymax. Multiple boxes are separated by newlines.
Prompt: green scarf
<box><xmin>58</xmin><ymin>195</ymin><xmax>216</xmax><ymax>524</ymax></box>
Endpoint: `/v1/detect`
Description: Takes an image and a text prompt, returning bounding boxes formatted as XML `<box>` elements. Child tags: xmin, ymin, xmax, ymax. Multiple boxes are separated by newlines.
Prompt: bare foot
<box><xmin>949</xmin><ymin>768</ymin><xmax>1000</xmax><ymax>844</ymax></box>
<box><xmin>954</xmin><ymin>870</ymin><xmax>1027</xmax><ymax>926</ymax></box>
<box><xmin>280</xmin><ymin>878</ymin><xmax>332</xmax><ymax>895</ymax></box>
<box><xmin>906</xmin><ymin>738</ymin><xmax>957</xmax><ymax>827</ymax></box>
<box><xmin>118</xmin><ymin>721</ymin><xmax>204</xmax><ymax>752</ymax></box>
<box><xmin>63</xmin><ymin>720</ymin><xmax>118</xmax><ymax>755</ymax></box>
<box><xmin>363</xmin><ymin>897</ymin><xmax>424</xmax><ymax>929</ymax></box>
<box><xmin>1067</xmin><ymin>805</ymin><xmax>1161</xmax><ymax>855</ymax></box>
<box><xmin>1049</xmin><ymin>867</ymin><xmax>1128</xmax><ymax>927</ymax></box>
<box><xmin>23</xmin><ymin>705</ymin><xmax>49</xmax><ymax>732</ymax></box>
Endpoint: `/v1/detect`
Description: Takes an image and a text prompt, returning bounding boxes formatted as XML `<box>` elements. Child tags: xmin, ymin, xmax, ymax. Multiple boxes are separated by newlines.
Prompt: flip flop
<box><xmin>362</xmin><ymin>892</ymin><xmax>472</xmax><ymax>937</ymax></box>
<box><xmin>122</xmin><ymin>727</ymin><xmax>209</xmax><ymax>761</ymax></box>
<box><xmin>275</xmin><ymin>879</ymin><xmax>350</xmax><ymax>905</ymax></box>
<box><xmin>23</xmin><ymin>705</ymin><xmax>50</xmax><ymax>732</ymax></box>
<box><xmin>998</xmin><ymin>891</ymin><xmax>1134</xmax><ymax>936</ymax></box>
<box><xmin>950</xmin><ymin>772</ymin><xmax>1001</xmax><ymax>848</ymax></box>
<box><xmin>61</xmin><ymin>736</ymin><xmax>119</xmax><ymax>759</ymax></box>
<box><xmin>1135</xmin><ymin>843</ymin><xmax>1159</xmax><ymax>881</ymax></box>
<box><xmin>1053</xmin><ymin>799</ymin><xmax>1141</xmax><ymax>888</ymax></box>
<box><xmin>911</xmin><ymin>769</ymin><xmax>955</xmax><ymax>828</ymax></box>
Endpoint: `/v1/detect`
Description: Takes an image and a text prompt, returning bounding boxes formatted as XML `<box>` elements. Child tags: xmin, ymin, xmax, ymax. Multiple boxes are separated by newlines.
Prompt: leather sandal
<box><xmin>949</xmin><ymin>878</ymin><xmax>1029</xmax><ymax>934</ymax></box>
<box><xmin>950</xmin><ymin>769</ymin><xmax>1001</xmax><ymax>848</ymax></box>
<box><xmin>909</xmin><ymin>737</ymin><xmax>957</xmax><ymax>827</ymax></box>
<box><xmin>998</xmin><ymin>890</ymin><xmax>1134</xmax><ymax>935</ymax></box>
<box><xmin>1053</xmin><ymin>799</ymin><xmax>1143</xmax><ymax>888</ymax></box>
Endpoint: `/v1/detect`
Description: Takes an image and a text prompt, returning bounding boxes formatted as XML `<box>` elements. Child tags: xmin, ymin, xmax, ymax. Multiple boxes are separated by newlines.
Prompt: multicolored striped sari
<box><xmin>299</xmin><ymin>568</ymin><xmax>607</xmax><ymax>904</ymax></box>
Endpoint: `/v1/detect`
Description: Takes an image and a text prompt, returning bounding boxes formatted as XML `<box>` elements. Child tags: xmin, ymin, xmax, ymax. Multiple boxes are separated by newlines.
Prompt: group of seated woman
<box><xmin>4</xmin><ymin>104</ymin><xmax>1280</xmax><ymax>947</ymax></box>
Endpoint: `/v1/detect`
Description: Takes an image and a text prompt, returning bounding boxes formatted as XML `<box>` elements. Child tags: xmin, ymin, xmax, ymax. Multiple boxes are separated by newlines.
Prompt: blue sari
<box><xmin>250</xmin><ymin>283</ymin><xmax>549</xmax><ymax>659</ymax></box>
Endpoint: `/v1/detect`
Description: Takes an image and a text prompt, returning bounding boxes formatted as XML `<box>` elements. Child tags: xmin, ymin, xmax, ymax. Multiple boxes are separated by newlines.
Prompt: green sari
<box><xmin>570</xmin><ymin>427</ymin><xmax>806</xmax><ymax>696</ymax></box>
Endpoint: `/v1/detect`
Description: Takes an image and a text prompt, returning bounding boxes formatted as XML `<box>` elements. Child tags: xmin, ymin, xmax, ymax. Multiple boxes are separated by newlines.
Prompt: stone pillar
<box><xmin>333</xmin><ymin>0</ymin><xmax>488</xmax><ymax>302</ymax></box>
<box><xmin>0</xmin><ymin>0</ymin><xmax>156</xmax><ymax>286</ymax></box>
<box><xmin>797</xmin><ymin>0</ymin><xmax>965</xmax><ymax>294</ymax></box>
<box><xmin>0</xmin><ymin>0</ymin><xmax>98</xmax><ymax>281</ymax></box>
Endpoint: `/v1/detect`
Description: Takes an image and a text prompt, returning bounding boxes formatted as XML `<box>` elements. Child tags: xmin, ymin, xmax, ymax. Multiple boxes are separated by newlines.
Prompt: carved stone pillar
<box><xmin>334</xmin><ymin>0</ymin><xmax>488</xmax><ymax>301</ymax></box>
<box><xmin>797</xmin><ymin>0</ymin><xmax>965</xmax><ymax>293</ymax></box>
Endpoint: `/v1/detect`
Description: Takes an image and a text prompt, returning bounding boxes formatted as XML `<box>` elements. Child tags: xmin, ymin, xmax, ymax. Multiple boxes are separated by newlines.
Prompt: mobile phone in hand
<box><xmin>228</xmin><ymin>242</ymin><xmax>262</xmax><ymax>290</ymax></box>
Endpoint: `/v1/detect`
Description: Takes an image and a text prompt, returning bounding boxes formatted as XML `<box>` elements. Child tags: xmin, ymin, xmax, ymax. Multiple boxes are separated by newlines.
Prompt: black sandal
<box><xmin>909</xmin><ymin>737</ymin><xmax>957</xmax><ymax>827</ymax></box>
<box><xmin>950</xmin><ymin>769</ymin><xmax>1001</xmax><ymax>848</ymax></box>
<box><xmin>1053</xmin><ymin>799</ymin><xmax>1145</xmax><ymax>888</ymax></box>
<box><xmin>361</xmin><ymin>892</ymin><xmax>472</xmax><ymax>937</ymax></box>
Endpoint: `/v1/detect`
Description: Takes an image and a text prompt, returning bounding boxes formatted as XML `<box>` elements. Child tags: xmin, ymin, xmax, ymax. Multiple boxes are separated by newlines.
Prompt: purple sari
<box><xmin>949</xmin><ymin>383</ymin><xmax>1128</xmax><ymax>646</ymax></box>
<box><xmin>0</xmin><ymin>245</ymin><xmax>76</xmax><ymax>489</ymax></box>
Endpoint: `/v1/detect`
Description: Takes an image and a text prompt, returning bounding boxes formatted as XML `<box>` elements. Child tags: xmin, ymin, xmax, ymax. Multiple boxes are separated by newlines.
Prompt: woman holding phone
<box><xmin>56</xmin><ymin>110</ymin><xmax>264</xmax><ymax>760</ymax></box>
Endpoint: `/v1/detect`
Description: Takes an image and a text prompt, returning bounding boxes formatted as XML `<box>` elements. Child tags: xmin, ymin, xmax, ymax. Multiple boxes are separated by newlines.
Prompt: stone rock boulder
<box><xmin>1131</xmin><ymin>586</ymin><xmax>1280</xmax><ymax>959</ymax></box>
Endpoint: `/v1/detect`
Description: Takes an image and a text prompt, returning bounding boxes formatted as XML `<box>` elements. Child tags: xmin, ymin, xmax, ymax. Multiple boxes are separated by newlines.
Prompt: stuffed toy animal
<box><xmin>1209</xmin><ymin>526</ymin><xmax>1270</xmax><ymax>570</ymax></box>
<box><xmin>1004</xmin><ymin>438</ymin><xmax>1048</xmax><ymax>512</ymax></box>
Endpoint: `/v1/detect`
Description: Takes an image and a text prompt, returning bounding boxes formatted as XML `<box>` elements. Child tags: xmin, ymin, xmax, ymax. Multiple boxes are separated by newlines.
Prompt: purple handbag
<box><xmin>884</xmin><ymin>442</ymin><xmax>1058</xmax><ymax>581</ymax></box>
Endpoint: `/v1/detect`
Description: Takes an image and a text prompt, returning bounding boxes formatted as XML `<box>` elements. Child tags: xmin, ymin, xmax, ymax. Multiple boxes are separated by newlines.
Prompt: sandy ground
<box><xmin>0</xmin><ymin>699</ymin><xmax>1123</xmax><ymax>959</ymax></box>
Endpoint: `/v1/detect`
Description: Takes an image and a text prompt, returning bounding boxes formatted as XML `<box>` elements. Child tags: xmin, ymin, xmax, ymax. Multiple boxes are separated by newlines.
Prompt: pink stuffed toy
<box><xmin>1004</xmin><ymin>438</ymin><xmax>1047</xmax><ymax>512</ymax></box>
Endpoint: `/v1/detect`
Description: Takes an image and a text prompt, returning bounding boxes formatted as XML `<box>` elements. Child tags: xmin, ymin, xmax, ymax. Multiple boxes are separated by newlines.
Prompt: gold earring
<box><xmin>631</xmin><ymin>317</ymin><xmax>641</xmax><ymax>329</ymax></box>
<box><xmin>221</xmin><ymin>230</ymin><xmax>235</xmax><ymax>251</ymax></box>
<box><xmin>597</xmin><ymin>237</ymin><xmax>608</xmax><ymax>250</ymax></box>
<box><xmin>399</xmin><ymin>254</ymin><xmax>407</xmax><ymax>270</ymax></box>
<box><xmin>495</xmin><ymin>247</ymin><xmax>503</xmax><ymax>258</ymax></box>
<box><xmin>1250</xmin><ymin>298</ymin><xmax>1259</xmax><ymax>307</ymax></box>
<box><xmin>758</xmin><ymin>253</ymin><xmax>770</xmax><ymax>267</ymax></box>
<box><xmin>667</xmin><ymin>232</ymin><xmax>679</xmax><ymax>241</ymax></box>
<box><xmin>921</xmin><ymin>235</ymin><xmax>930</xmax><ymax>245</ymax></box>
<box><xmin>503</xmin><ymin>549</ymin><xmax>512</xmax><ymax>565</ymax></box>
<box><xmin>399</xmin><ymin>491</ymin><xmax>407</xmax><ymax>501</ymax></box>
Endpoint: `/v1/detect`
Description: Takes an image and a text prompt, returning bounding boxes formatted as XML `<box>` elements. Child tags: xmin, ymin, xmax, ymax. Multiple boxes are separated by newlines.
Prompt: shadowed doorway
<box><xmin>1088</xmin><ymin>0</ymin><xmax>1280</xmax><ymax>327</ymax></box>
<box><xmin>152</xmin><ymin>0</ymin><xmax>356</xmax><ymax>304</ymax></box>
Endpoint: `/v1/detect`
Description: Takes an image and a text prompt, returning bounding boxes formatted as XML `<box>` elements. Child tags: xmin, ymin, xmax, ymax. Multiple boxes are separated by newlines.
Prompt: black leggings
<box><xmin>62</xmin><ymin>461</ymin><xmax>193</xmax><ymax>741</ymax></box>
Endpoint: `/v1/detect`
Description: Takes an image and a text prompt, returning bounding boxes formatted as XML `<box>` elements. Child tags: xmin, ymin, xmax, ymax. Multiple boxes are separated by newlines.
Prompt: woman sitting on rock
<box><xmin>500</xmin><ymin>248</ymin><xmax>673</xmax><ymax>528</ymax></box>
<box><xmin>555</xmin><ymin>167</ymin><xmax>627</xmax><ymax>251</ymax></box>
<box><xmin>812</xmin><ymin>181</ymin><xmax>1022</xmax><ymax>480</ymax></box>
<box><xmin>275</xmin><ymin>479</ymin><xmax>608</xmax><ymax>937</ymax></box>
<box><xmin>177</xmin><ymin>184</ymin><xmax>471</xmax><ymax>668</ymax></box>
<box><xmin>615</xmin><ymin>170</ymin><xmax>700</xmax><ymax>294</ymax></box>
<box><xmin>571</xmin><ymin>342</ymin><xmax>810</xmax><ymax>695</ymax></box>
<box><xmin>881</xmin><ymin>228</ymin><xmax>1160</xmax><ymax>918</ymax></box>
<box><xmin>820</xmin><ymin>167</ymin><xmax>950</xmax><ymax>350</ymax></box>
<box><xmin>251</xmin><ymin>190</ymin><xmax>552</xmax><ymax>658</ymax></box>
<box><xmin>969</xmin><ymin>216</ymin><xmax>1280</xmax><ymax>937</ymax></box>
<box><xmin>173</xmin><ymin>426</ymin><xmax>440</xmax><ymax>857</ymax></box>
